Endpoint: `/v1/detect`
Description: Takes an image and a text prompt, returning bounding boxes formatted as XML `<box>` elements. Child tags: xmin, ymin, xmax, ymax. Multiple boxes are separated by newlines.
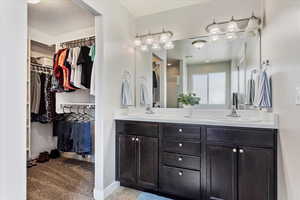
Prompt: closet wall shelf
<box><xmin>60</xmin><ymin>103</ymin><xmax>95</xmax><ymax>110</ymax></box>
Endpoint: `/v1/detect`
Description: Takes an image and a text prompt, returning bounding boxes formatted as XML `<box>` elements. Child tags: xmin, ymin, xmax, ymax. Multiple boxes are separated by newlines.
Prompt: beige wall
<box><xmin>262</xmin><ymin>0</ymin><xmax>300</xmax><ymax>199</ymax></box>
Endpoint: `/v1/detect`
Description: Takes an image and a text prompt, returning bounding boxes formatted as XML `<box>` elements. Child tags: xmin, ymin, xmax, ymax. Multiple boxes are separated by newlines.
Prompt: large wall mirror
<box><xmin>135</xmin><ymin>33</ymin><xmax>261</xmax><ymax>109</ymax></box>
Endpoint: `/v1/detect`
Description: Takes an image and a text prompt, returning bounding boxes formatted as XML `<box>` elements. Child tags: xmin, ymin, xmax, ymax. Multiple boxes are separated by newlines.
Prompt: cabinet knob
<box><xmin>233</xmin><ymin>148</ymin><xmax>237</xmax><ymax>153</ymax></box>
<box><xmin>178</xmin><ymin>128</ymin><xmax>183</xmax><ymax>133</ymax></box>
<box><xmin>239</xmin><ymin>149</ymin><xmax>244</xmax><ymax>153</ymax></box>
<box><xmin>135</xmin><ymin>138</ymin><xmax>139</xmax><ymax>142</ymax></box>
<box><xmin>131</xmin><ymin>137</ymin><xmax>135</xmax><ymax>141</ymax></box>
<box><xmin>178</xmin><ymin>171</ymin><xmax>183</xmax><ymax>176</ymax></box>
<box><xmin>178</xmin><ymin>143</ymin><xmax>183</xmax><ymax>147</ymax></box>
<box><xmin>178</xmin><ymin>157</ymin><xmax>183</xmax><ymax>162</ymax></box>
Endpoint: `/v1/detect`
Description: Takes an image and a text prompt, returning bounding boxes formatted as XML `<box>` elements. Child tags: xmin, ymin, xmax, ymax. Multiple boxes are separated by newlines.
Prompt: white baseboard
<box><xmin>94</xmin><ymin>181</ymin><xmax>120</xmax><ymax>200</ymax></box>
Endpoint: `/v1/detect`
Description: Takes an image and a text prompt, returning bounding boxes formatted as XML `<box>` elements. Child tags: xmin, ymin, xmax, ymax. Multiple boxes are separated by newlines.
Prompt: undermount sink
<box><xmin>206</xmin><ymin>117</ymin><xmax>262</xmax><ymax>123</ymax></box>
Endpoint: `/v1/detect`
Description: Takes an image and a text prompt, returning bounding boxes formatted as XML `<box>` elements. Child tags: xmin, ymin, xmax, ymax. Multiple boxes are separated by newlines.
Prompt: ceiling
<box><xmin>28</xmin><ymin>0</ymin><xmax>95</xmax><ymax>36</ymax></box>
<box><xmin>120</xmin><ymin>0</ymin><xmax>210</xmax><ymax>17</ymax></box>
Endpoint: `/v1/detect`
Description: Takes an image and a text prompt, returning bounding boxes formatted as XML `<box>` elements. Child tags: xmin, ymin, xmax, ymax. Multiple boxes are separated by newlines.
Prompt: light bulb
<box><xmin>152</xmin><ymin>43</ymin><xmax>161</xmax><ymax>50</ymax></box>
<box><xmin>145</xmin><ymin>36</ymin><xmax>154</xmax><ymax>45</ymax></box>
<box><xmin>160</xmin><ymin>32</ymin><xmax>171</xmax><ymax>43</ymax></box>
<box><xmin>226</xmin><ymin>32</ymin><xmax>237</xmax><ymax>40</ymax></box>
<box><xmin>164</xmin><ymin>41</ymin><xmax>174</xmax><ymax>50</ymax></box>
<box><xmin>134</xmin><ymin>37</ymin><xmax>142</xmax><ymax>47</ymax></box>
<box><xmin>209</xmin><ymin>26</ymin><xmax>221</xmax><ymax>34</ymax></box>
<box><xmin>227</xmin><ymin>18</ymin><xmax>239</xmax><ymax>32</ymax></box>
<box><xmin>246</xmin><ymin>17</ymin><xmax>259</xmax><ymax>33</ymax></box>
<box><xmin>141</xmin><ymin>44</ymin><xmax>149</xmax><ymax>52</ymax></box>
<box><xmin>209</xmin><ymin>34</ymin><xmax>220</xmax><ymax>42</ymax></box>
<box><xmin>192</xmin><ymin>40</ymin><xmax>207</xmax><ymax>49</ymax></box>
<box><xmin>28</xmin><ymin>0</ymin><xmax>41</xmax><ymax>4</ymax></box>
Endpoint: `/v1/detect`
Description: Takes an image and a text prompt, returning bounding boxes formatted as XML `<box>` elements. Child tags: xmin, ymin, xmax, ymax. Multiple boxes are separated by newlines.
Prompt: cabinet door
<box><xmin>238</xmin><ymin>147</ymin><xmax>274</xmax><ymax>200</ymax></box>
<box><xmin>207</xmin><ymin>145</ymin><xmax>237</xmax><ymax>200</ymax></box>
<box><xmin>136</xmin><ymin>136</ymin><xmax>158</xmax><ymax>190</ymax></box>
<box><xmin>118</xmin><ymin>135</ymin><xmax>137</xmax><ymax>184</ymax></box>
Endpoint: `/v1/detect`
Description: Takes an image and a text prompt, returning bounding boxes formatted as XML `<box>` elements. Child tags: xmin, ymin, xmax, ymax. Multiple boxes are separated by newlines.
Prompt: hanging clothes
<box><xmin>90</xmin><ymin>45</ymin><xmax>96</xmax><ymax>96</ymax></box>
<box><xmin>31</xmin><ymin>71</ymin><xmax>56</xmax><ymax>123</ymax></box>
<box><xmin>56</xmin><ymin>119</ymin><xmax>92</xmax><ymax>155</ymax></box>
<box><xmin>71</xmin><ymin>47</ymin><xmax>82</xmax><ymax>88</ymax></box>
<box><xmin>77</xmin><ymin>46</ymin><xmax>93</xmax><ymax>89</ymax></box>
<box><xmin>31</xmin><ymin>72</ymin><xmax>41</xmax><ymax>114</ymax></box>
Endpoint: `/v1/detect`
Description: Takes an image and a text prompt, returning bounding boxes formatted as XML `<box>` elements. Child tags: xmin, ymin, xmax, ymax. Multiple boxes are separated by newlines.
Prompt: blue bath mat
<box><xmin>137</xmin><ymin>192</ymin><xmax>173</xmax><ymax>200</ymax></box>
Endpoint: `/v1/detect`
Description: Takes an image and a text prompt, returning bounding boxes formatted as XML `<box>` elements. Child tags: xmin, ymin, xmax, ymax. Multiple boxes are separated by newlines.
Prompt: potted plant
<box><xmin>178</xmin><ymin>93</ymin><xmax>200</xmax><ymax>117</ymax></box>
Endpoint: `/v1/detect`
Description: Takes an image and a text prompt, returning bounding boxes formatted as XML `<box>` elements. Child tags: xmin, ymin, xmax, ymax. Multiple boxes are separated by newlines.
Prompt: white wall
<box><xmin>135</xmin><ymin>0</ymin><xmax>263</xmax><ymax>40</ymax></box>
<box><xmin>262</xmin><ymin>0</ymin><xmax>300</xmax><ymax>199</ymax></box>
<box><xmin>0</xmin><ymin>1</ymin><xmax>135</xmax><ymax>200</ymax></box>
<box><xmin>0</xmin><ymin>1</ymin><xmax>27</xmax><ymax>200</ymax></box>
<box><xmin>77</xmin><ymin>1</ymin><xmax>135</xmax><ymax>199</ymax></box>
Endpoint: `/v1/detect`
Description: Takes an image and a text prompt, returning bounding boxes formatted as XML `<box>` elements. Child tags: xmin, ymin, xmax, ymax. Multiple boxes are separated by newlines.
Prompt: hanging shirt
<box><xmin>31</xmin><ymin>72</ymin><xmax>41</xmax><ymax>114</ymax></box>
<box><xmin>77</xmin><ymin>46</ymin><xmax>93</xmax><ymax>89</ymax></box>
<box><xmin>71</xmin><ymin>47</ymin><xmax>83</xmax><ymax>88</ymax></box>
<box><xmin>89</xmin><ymin>45</ymin><xmax>96</xmax><ymax>96</ymax></box>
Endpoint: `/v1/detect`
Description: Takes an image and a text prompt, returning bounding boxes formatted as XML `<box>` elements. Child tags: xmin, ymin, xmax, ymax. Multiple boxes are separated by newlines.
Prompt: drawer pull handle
<box><xmin>178</xmin><ymin>143</ymin><xmax>183</xmax><ymax>147</ymax></box>
<box><xmin>233</xmin><ymin>148</ymin><xmax>237</xmax><ymax>153</ymax></box>
<box><xmin>178</xmin><ymin>171</ymin><xmax>183</xmax><ymax>176</ymax></box>
<box><xmin>178</xmin><ymin>157</ymin><xmax>183</xmax><ymax>161</ymax></box>
<box><xmin>239</xmin><ymin>149</ymin><xmax>244</xmax><ymax>153</ymax></box>
<box><xmin>178</xmin><ymin>128</ymin><xmax>183</xmax><ymax>133</ymax></box>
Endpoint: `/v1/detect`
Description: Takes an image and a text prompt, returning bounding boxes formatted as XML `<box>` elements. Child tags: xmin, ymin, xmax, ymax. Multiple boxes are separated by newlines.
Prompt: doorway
<box><xmin>26</xmin><ymin>0</ymin><xmax>102</xmax><ymax>199</ymax></box>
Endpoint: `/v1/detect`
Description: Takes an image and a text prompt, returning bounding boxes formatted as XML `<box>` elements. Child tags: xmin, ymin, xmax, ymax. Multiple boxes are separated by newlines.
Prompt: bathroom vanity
<box><xmin>115</xmin><ymin>113</ymin><xmax>278</xmax><ymax>200</ymax></box>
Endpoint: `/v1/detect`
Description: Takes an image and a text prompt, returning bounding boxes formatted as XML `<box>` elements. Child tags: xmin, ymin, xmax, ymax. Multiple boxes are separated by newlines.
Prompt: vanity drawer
<box><xmin>163</xmin><ymin>140</ymin><xmax>201</xmax><ymax>156</ymax></box>
<box><xmin>206</xmin><ymin>127</ymin><xmax>275</xmax><ymax>147</ymax></box>
<box><xmin>160</xmin><ymin>165</ymin><xmax>201</xmax><ymax>200</ymax></box>
<box><xmin>162</xmin><ymin>124</ymin><xmax>201</xmax><ymax>139</ymax></box>
<box><xmin>162</xmin><ymin>152</ymin><xmax>201</xmax><ymax>171</ymax></box>
<box><xmin>116</xmin><ymin>121</ymin><xmax>159</xmax><ymax>137</ymax></box>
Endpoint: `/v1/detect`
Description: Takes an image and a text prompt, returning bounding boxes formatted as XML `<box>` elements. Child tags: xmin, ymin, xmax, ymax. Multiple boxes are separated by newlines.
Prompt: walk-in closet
<box><xmin>27</xmin><ymin>1</ymin><xmax>97</xmax><ymax>199</ymax></box>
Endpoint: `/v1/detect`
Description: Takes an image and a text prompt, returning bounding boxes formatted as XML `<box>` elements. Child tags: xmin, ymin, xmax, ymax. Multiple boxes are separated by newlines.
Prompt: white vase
<box><xmin>183</xmin><ymin>105</ymin><xmax>193</xmax><ymax>118</ymax></box>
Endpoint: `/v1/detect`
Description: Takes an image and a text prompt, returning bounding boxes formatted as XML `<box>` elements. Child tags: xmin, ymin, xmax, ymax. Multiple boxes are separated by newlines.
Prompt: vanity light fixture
<box><xmin>134</xmin><ymin>28</ymin><xmax>174</xmax><ymax>51</ymax></box>
<box><xmin>204</xmin><ymin>14</ymin><xmax>261</xmax><ymax>42</ymax></box>
<box><xmin>28</xmin><ymin>0</ymin><xmax>41</xmax><ymax>4</ymax></box>
<box><xmin>192</xmin><ymin>40</ymin><xmax>207</xmax><ymax>49</ymax></box>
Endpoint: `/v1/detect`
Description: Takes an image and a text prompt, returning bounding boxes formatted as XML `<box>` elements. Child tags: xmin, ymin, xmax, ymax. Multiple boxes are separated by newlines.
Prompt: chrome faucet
<box><xmin>227</xmin><ymin>106</ymin><xmax>240</xmax><ymax>118</ymax></box>
<box><xmin>228</xmin><ymin>93</ymin><xmax>240</xmax><ymax>117</ymax></box>
<box><xmin>145</xmin><ymin>104</ymin><xmax>154</xmax><ymax>114</ymax></box>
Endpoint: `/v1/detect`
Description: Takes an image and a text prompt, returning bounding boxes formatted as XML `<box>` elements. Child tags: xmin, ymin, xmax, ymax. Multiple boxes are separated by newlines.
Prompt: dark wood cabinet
<box><xmin>118</xmin><ymin>134</ymin><xmax>137</xmax><ymax>184</ymax></box>
<box><xmin>116</xmin><ymin>121</ymin><xmax>277</xmax><ymax>200</ymax></box>
<box><xmin>116</xmin><ymin>122</ymin><xmax>158</xmax><ymax>190</ymax></box>
<box><xmin>160</xmin><ymin>165</ymin><xmax>201</xmax><ymax>200</ymax></box>
<box><xmin>137</xmin><ymin>136</ymin><xmax>158</xmax><ymax>190</ymax></box>
<box><xmin>206</xmin><ymin>145</ymin><xmax>237</xmax><ymax>200</ymax></box>
<box><xmin>238</xmin><ymin>147</ymin><xmax>274</xmax><ymax>200</ymax></box>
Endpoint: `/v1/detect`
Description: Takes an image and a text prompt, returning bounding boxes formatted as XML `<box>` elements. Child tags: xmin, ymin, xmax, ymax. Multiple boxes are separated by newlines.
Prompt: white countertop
<box><xmin>114</xmin><ymin>109</ymin><xmax>279</xmax><ymax>129</ymax></box>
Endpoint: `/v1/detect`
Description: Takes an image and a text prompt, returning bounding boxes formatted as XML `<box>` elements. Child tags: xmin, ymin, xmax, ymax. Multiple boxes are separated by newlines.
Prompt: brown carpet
<box><xmin>27</xmin><ymin>158</ymin><xmax>94</xmax><ymax>200</ymax></box>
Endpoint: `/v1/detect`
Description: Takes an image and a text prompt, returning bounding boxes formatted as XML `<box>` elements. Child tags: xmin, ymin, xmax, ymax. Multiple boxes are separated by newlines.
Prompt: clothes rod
<box><xmin>59</xmin><ymin>36</ymin><xmax>95</xmax><ymax>48</ymax></box>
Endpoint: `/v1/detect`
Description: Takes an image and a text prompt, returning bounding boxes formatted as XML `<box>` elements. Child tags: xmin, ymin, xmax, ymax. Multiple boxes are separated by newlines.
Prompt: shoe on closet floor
<box><xmin>37</xmin><ymin>151</ymin><xmax>50</xmax><ymax>163</ymax></box>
